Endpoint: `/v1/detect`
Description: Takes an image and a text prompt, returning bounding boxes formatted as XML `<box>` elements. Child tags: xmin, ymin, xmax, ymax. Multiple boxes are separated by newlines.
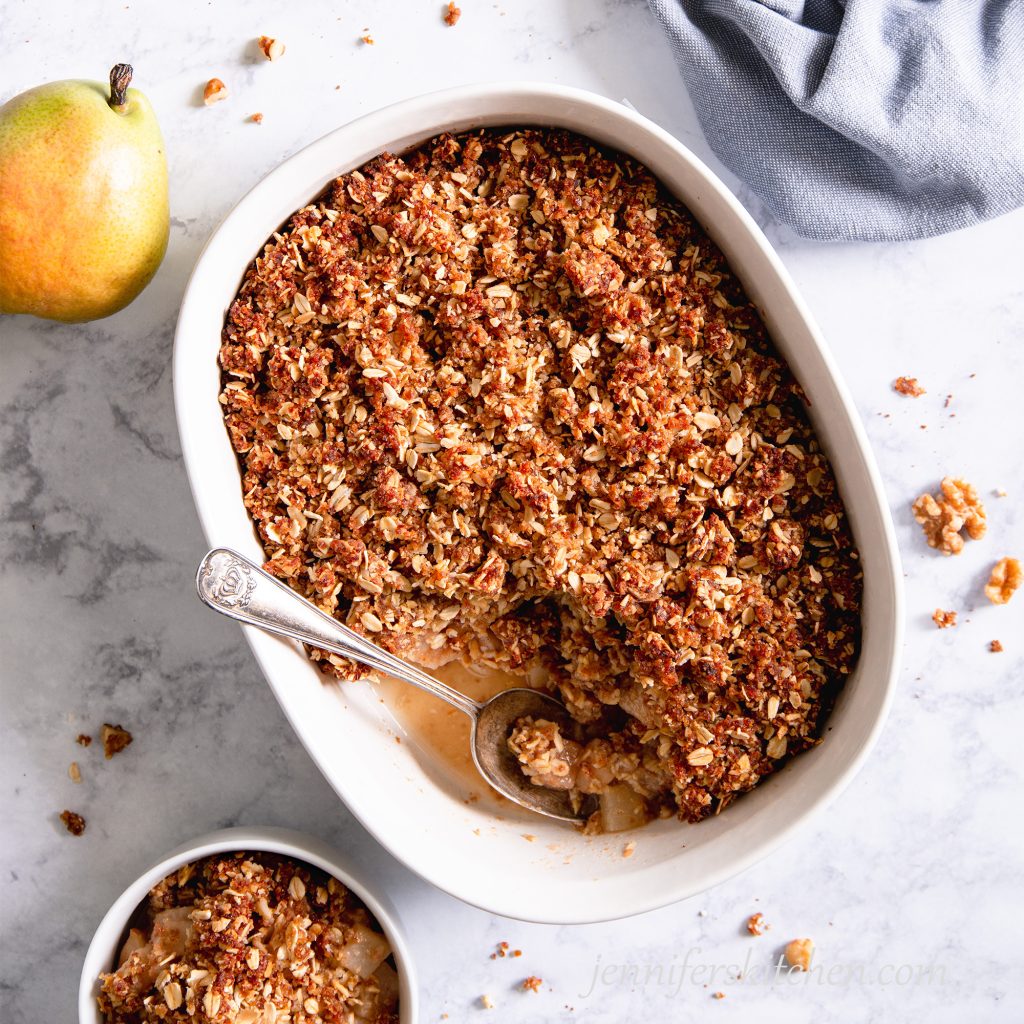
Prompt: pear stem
<box><xmin>108</xmin><ymin>64</ymin><xmax>133</xmax><ymax>112</ymax></box>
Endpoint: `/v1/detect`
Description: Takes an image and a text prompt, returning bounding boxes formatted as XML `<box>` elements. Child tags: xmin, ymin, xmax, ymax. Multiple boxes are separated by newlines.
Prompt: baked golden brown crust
<box><xmin>219</xmin><ymin>128</ymin><xmax>862</xmax><ymax>826</ymax></box>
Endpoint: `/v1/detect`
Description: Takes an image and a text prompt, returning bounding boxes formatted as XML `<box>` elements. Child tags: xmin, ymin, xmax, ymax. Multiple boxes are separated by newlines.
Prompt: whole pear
<box><xmin>0</xmin><ymin>64</ymin><xmax>169</xmax><ymax>323</ymax></box>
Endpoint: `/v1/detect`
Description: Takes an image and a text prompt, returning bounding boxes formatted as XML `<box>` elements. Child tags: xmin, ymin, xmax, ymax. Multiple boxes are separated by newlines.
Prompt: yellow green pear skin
<box><xmin>0</xmin><ymin>70</ymin><xmax>169</xmax><ymax>323</ymax></box>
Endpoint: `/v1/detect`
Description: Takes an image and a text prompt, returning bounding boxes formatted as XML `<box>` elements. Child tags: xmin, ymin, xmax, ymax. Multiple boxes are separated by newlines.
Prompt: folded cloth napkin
<box><xmin>647</xmin><ymin>0</ymin><xmax>1024</xmax><ymax>241</ymax></box>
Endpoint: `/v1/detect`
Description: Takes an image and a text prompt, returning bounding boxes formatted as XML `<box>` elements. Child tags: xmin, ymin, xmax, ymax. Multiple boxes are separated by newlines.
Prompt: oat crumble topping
<box><xmin>219</xmin><ymin>128</ymin><xmax>862</xmax><ymax>828</ymax></box>
<box><xmin>98</xmin><ymin>853</ymin><xmax>398</xmax><ymax>1024</ymax></box>
<box><xmin>912</xmin><ymin>477</ymin><xmax>986</xmax><ymax>555</ymax></box>
<box><xmin>60</xmin><ymin>809</ymin><xmax>86</xmax><ymax>835</ymax></box>
<box><xmin>932</xmin><ymin>608</ymin><xmax>957</xmax><ymax>629</ymax></box>
<box><xmin>985</xmin><ymin>557</ymin><xmax>1021</xmax><ymax>605</ymax></box>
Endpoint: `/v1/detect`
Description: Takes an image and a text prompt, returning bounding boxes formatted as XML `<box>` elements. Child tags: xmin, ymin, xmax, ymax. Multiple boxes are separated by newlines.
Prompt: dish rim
<box><xmin>172</xmin><ymin>82</ymin><xmax>904</xmax><ymax>923</ymax></box>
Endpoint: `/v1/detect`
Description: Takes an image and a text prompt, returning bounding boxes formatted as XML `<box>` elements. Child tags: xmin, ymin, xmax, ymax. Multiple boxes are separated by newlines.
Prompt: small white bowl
<box><xmin>173</xmin><ymin>83</ymin><xmax>903</xmax><ymax>923</ymax></box>
<box><xmin>78</xmin><ymin>827</ymin><xmax>418</xmax><ymax>1024</ymax></box>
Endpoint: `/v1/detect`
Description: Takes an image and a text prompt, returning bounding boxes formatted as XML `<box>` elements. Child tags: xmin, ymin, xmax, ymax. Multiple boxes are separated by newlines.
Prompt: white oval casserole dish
<box><xmin>78</xmin><ymin>826</ymin><xmax>418</xmax><ymax>1023</ymax></box>
<box><xmin>173</xmin><ymin>84</ymin><xmax>903</xmax><ymax>924</ymax></box>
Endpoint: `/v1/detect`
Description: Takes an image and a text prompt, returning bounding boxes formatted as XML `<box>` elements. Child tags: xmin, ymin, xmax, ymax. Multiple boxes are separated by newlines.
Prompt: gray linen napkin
<box><xmin>647</xmin><ymin>0</ymin><xmax>1024</xmax><ymax>241</ymax></box>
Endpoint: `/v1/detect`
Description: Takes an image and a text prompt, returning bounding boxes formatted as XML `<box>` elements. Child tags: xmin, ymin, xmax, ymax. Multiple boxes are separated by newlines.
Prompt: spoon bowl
<box><xmin>197</xmin><ymin>548</ymin><xmax>591</xmax><ymax>823</ymax></box>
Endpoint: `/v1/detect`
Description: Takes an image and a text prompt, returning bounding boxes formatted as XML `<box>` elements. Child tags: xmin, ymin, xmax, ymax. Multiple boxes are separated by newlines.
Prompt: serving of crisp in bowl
<box><xmin>174</xmin><ymin>84</ymin><xmax>902</xmax><ymax>923</ymax></box>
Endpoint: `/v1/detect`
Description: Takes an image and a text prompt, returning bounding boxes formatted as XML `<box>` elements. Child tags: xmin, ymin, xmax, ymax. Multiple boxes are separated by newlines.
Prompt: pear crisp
<box><xmin>219</xmin><ymin>128</ymin><xmax>862</xmax><ymax>829</ymax></box>
<box><xmin>98</xmin><ymin>853</ymin><xmax>399</xmax><ymax>1024</ymax></box>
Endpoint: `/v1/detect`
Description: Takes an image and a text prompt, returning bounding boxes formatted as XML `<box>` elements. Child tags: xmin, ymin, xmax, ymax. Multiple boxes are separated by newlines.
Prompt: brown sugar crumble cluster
<box><xmin>912</xmin><ymin>476</ymin><xmax>986</xmax><ymax>555</ymax></box>
<box><xmin>60</xmin><ymin>809</ymin><xmax>86</xmax><ymax>836</ymax></box>
<box><xmin>219</xmin><ymin>128</ymin><xmax>862</xmax><ymax>828</ymax></box>
<box><xmin>98</xmin><ymin>853</ymin><xmax>398</xmax><ymax>1024</ymax></box>
<box><xmin>893</xmin><ymin>376</ymin><xmax>925</xmax><ymax>397</ymax></box>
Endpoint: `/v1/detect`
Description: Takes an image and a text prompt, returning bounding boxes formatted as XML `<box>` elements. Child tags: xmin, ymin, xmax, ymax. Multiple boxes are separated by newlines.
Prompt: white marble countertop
<box><xmin>3</xmin><ymin>1</ymin><xmax>1023</xmax><ymax>1021</ymax></box>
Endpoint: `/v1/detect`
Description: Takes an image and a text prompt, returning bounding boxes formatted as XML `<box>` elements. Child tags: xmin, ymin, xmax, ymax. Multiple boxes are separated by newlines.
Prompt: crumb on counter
<box><xmin>257</xmin><ymin>35</ymin><xmax>285</xmax><ymax>60</ymax></box>
<box><xmin>76</xmin><ymin>733</ymin><xmax>92</xmax><ymax>747</ymax></box>
<box><xmin>522</xmin><ymin>976</ymin><xmax>543</xmax><ymax>993</ymax></box>
<box><xmin>444</xmin><ymin>2</ymin><xmax>462</xmax><ymax>25</ymax></box>
<box><xmin>622</xmin><ymin>840</ymin><xmax>636</xmax><ymax>858</ymax></box>
<box><xmin>932</xmin><ymin>608</ymin><xmax>957</xmax><ymax>629</ymax></box>
<box><xmin>785</xmin><ymin>938</ymin><xmax>814</xmax><ymax>971</ymax></box>
<box><xmin>913</xmin><ymin>477</ymin><xmax>986</xmax><ymax>555</ymax></box>
<box><xmin>250</xmin><ymin>112</ymin><xmax>264</xmax><ymax>124</ymax></box>
<box><xmin>985</xmin><ymin>557</ymin><xmax>1021</xmax><ymax>605</ymax></box>
<box><xmin>480</xmin><ymin>994</ymin><xmax>496</xmax><ymax>1009</ymax></box>
<box><xmin>712</xmin><ymin>991</ymin><xmax>725</xmax><ymax>999</ymax></box>
<box><xmin>69</xmin><ymin>761</ymin><xmax>82</xmax><ymax>783</ymax></box>
<box><xmin>101</xmin><ymin>723</ymin><xmax>133</xmax><ymax>759</ymax></box>
<box><xmin>203</xmin><ymin>77</ymin><xmax>227</xmax><ymax>105</ymax></box>
<box><xmin>747</xmin><ymin>912</ymin><xmax>768</xmax><ymax>936</ymax></box>
<box><xmin>894</xmin><ymin>376</ymin><xmax>925</xmax><ymax>397</ymax></box>
<box><xmin>360</xmin><ymin>33</ymin><xmax>374</xmax><ymax>44</ymax></box>
<box><xmin>990</xmin><ymin>639</ymin><xmax>1004</xmax><ymax>653</ymax></box>
<box><xmin>60</xmin><ymin>809</ymin><xmax>86</xmax><ymax>836</ymax></box>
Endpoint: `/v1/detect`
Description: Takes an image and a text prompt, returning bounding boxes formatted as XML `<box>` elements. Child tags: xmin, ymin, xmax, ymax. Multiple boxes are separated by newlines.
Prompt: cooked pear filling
<box><xmin>219</xmin><ymin>128</ymin><xmax>861</xmax><ymax>830</ymax></box>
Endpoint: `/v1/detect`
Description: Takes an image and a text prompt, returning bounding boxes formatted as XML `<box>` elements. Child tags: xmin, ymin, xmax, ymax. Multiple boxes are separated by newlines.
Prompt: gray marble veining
<box><xmin>2</xmin><ymin>1</ymin><xmax>1022</xmax><ymax>1021</ymax></box>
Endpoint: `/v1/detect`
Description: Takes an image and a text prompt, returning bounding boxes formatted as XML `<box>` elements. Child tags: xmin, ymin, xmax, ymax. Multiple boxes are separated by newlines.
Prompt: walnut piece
<box><xmin>990</xmin><ymin>639</ymin><xmax>1004</xmax><ymax>653</ymax></box>
<box><xmin>250</xmin><ymin>112</ymin><xmax>264</xmax><ymax>125</ymax></box>
<box><xmin>932</xmin><ymin>608</ymin><xmax>957</xmax><ymax>629</ymax></box>
<box><xmin>203</xmin><ymin>78</ymin><xmax>228</xmax><ymax>105</ymax></box>
<box><xmin>257</xmin><ymin>35</ymin><xmax>285</xmax><ymax>60</ymax></box>
<box><xmin>912</xmin><ymin>477</ymin><xmax>987</xmax><ymax>555</ymax></box>
<box><xmin>894</xmin><ymin>376</ymin><xmax>925</xmax><ymax>397</ymax></box>
<box><xmin>521</xmin><ymin>976</ymin><xmax>542</xmax><ymax>993</ymax></box>
<box><xmin>60</xmin><ymin>810</ymin><xmax>86</xmax><ymax>836</ymax></box>
<box><xmin>101</xmin><ymin>723</ymin><xmax>133</xmax><ymax>759</ymax></box>
<box><xmin>76</xmin><ymin>733</ymin><xmax>92</xmax><ymax>747</ymax></box>
<box><xmin>444</xmin><ymin>2</ymin><xmax>462</xmax><ymax>25</ymax></box>
<box><xmin>785</xmin><ymin>937</ymin><xmax>814</xmax><ymax>971</ymax></box>
<box><xmin>985</xmin><ymin>557</ymin><xmax>1021</xmax><ymax>605</ymax></box>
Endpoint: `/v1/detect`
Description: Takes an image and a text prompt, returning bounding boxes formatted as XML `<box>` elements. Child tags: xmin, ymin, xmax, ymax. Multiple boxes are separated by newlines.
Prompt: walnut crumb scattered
<box><xmin>444</xmin><ymin>2</ymin><xmax>462</xmax><ymax>25</ymax></box>
<box><xmin>491</xmin><ymin>941</ymin><xmax>510</xmax><ymax>960</ymax></box>
<box><xmin>480</xmin><ymin>994</ymin><xmax>496</xmax><ymax>1009</ymax></box>
<box><xmin>69</xmin><ymin>761</ymin><xmax>82</xmax><ymax>783</ymax></box>
<box><xmin>60</xmin><ymin>810</ymin><xmax>86</xmax><ymax>836</ymax></box>
<box><xmin>257</xmin><ymin>35</ymin><xmax>285</xmax><ymax>60</ymax></box>
<box><xmin>76</xmin><ymin>733</ymin><xmax>92</xmax><ymax>747</ymax></box>
<box><xmin>747</xmin><ymin>912</ymin><xmax>768</xmax><ymax>936</ymax></box>
<box><xmin>912</xmin><ymin>477</ymin><xmax>986</xmax><ymax>555</ymax></box>
<box><xmin>250</xmin><ymin>112</ymin><xmax>264</xmax><ymax>124</ymax></box>
<box><xmin>203</xmin><ymin>78</ymin><xmax>227</xmax><ymax>105</ymax></box>
<box><xmin>522</xmin><ymin>976</ymin><xmax>543</xmax><ymax>993</ymax></box>
<box><xmin>101</xmin><ymin>723</ymin><xmax>133</xmax><ymax>759</ymax></box>
<box><xmin>360</xmin><ymin>34</ymin><xmax>374</xmax><ymax>45</ymax></box>
<box><xmin>990</xmin><ymin>640</ymin><xmax>1004</xmax><ymax>653</ymax></box>
<box><xmin>932</xmin><ymin>608</ymin><xmax>957</xmax><ymax>629</ymax></box>
<box><xmin>712</xmin><ymin>991</ymin><xmax>726</xmax><ymax>999</ymax></box>
<box><xmin>985</xmin><ymin>557</ymin><xmax>1021</xmax><ymax>605</ymax></box>
<box><xmin>894</xmin><ymin>376</ymin><xmax>925</xmax><ymax>397</ymax></box>
<box><xmin>785</xmin><ymin>937</ymin><xmax>814</xmax><ymax>971</ymax></box>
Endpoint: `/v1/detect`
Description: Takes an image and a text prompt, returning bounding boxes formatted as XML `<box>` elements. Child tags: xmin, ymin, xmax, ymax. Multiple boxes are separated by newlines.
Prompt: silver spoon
<box><xmin>196</xmin><ymin>548</ymin><xmax>592</xmax><ymax>823</ymax></box>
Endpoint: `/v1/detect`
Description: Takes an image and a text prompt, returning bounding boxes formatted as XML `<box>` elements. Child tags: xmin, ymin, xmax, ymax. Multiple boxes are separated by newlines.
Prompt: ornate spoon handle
<box><xmin>196</xmin><ymin>548</ymin><xmax>479</xmax><ymax>717</ymax></box>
